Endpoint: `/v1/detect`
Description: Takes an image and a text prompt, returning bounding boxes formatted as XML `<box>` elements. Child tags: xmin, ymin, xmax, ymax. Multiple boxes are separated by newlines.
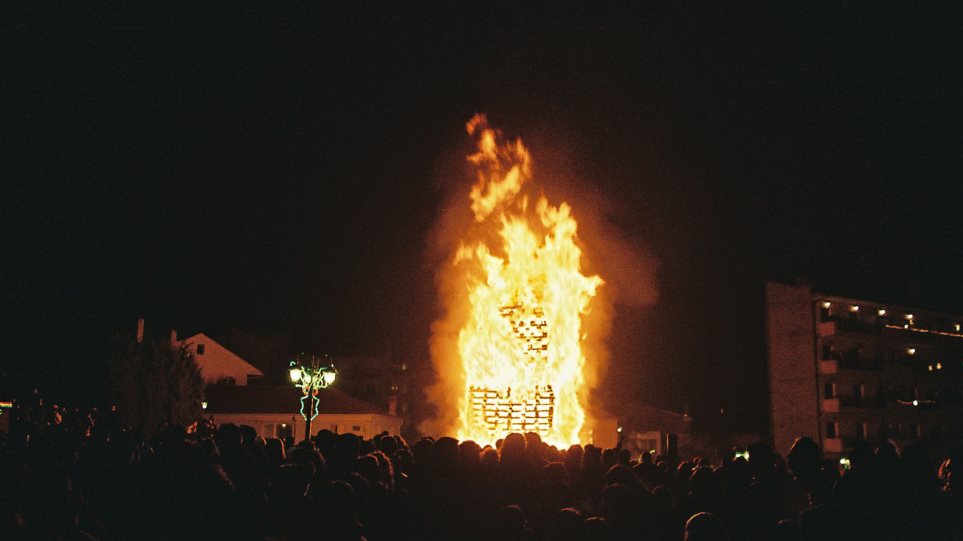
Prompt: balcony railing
<box><xmin>820</xmin><ymin>358</ymin><xmax>885</xmax><ymax>372</ymax></box>
<box><xmin>841</xmin><ymin>360</ymin><xmax>885</xmax><ymax>371</ymax></box>
<box><xmin>822</xmin><ymin>398</ymin><xmax>840</xmax><ymax>413</ymax></box>
<box><xmin>819</xmin><ymin>360</ymin><xmax>838</xmax><ymax>375</ymax></box>
<box><xmin>839</xmin><ymin>396</ymin><xmax>886</xmax><ymax>409</ymax></box>
<box><xmin>818</xmin><ymin>321</ymin><xmax>836</xmax><ymax>337</ymax></box>
<box><xmin>822</xmin><ymin>396</ymin><xmax>886</xmax><ymax>412</ymax></box>
<box><xmin>823</xmin><ymin>437</ymin><xmax>845</xmax><ymax>453</ymax></box>
<box><xmin>831</xmin><ymin>318</ymin><xmax>884</xmax><ymax>334</ymax></box>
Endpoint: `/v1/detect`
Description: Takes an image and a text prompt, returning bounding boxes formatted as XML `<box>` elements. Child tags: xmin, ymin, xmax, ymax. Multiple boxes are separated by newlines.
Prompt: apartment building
<box><xmin>766</xmin><ymin>282</ymin><xmax>963</xmax><ymax>458</ymax></box>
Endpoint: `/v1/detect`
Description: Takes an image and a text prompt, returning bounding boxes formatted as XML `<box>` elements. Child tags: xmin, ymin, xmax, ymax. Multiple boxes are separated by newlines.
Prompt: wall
<box><xmin>183</xmin><ymin>334</ymin><xmax>262</xmax><ymax>386</ymax></box>
<box><xmin>766</xmin><ymin>282</ymin><xmax>821</xmax><ymax>457</ymax></box>
<box><xmin>210</xmin><ymin>412</ymin><xmax>403</xmax><ymax>442</ymax></box>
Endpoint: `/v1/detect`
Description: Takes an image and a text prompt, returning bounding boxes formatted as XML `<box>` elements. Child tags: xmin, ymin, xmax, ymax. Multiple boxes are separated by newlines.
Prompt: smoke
<box><xmin>421</xmin><ymin>115</ymin><xmax>659</xmax><ymax>438</ymax></box>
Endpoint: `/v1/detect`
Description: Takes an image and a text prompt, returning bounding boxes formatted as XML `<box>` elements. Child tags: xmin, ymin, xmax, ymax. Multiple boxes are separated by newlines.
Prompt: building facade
<box><xmin>205</xmin><ymin>385</ymin><xmax>403</xmax><ymax>442</ymax></box>
<box><xmin>181</xmin><ymin>332</ymin><xmax>264</xmax><ymax>386</ymax></box>
<box><xmin>767</xmin><ymin>282</ymin><xmax>963</xmax><ymax>458</ymax></box>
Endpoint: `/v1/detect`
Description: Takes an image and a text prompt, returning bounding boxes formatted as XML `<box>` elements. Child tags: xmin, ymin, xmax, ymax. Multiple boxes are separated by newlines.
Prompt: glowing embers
<box><xmin>469</xmin><ymin>385</ymin><xmax>555</xmax><ymax>440</ymax></box>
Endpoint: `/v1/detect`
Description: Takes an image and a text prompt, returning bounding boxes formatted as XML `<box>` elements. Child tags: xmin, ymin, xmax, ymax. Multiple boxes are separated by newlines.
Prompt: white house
<box><xmin>181</xmin><ymin>333</ymin><xmax>264</xmax><ymax>386</ymax></box>
<box><xmin>204</xmin><ymin>385</ymin><xmax>403</xmax><ymax>442</ymax></box>
<box><xmin>176</xmin><ymin>330</ymin><xmax>402</xmax><ymax>441</ymax></box>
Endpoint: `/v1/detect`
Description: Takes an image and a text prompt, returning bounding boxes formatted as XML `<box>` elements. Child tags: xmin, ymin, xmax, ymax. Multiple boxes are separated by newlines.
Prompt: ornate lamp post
<box><xmin>289</xmin><ymin>354</ymin><xmax>337</xmax><ymax>443</ymax></box>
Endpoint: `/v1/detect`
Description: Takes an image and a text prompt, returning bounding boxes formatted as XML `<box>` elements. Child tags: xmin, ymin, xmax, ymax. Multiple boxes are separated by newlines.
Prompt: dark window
<box><xmin>197</xmin><ymin>344</ymin><xmax>205</xmax><ymax>355</ymax></box>
<box><xmin>352</xmin><ymin>425</ymin><xmax>362</xmax><ymax>432</ymax></box>
<box><xmin>826</xmin><ymin>422</ymin><xmax>837</xmax><ymax>438</ymax></box>
<box><xmin>824</xmin><ymin>383</ymin><xmax>835</xmax><ymax>399</ymax></box>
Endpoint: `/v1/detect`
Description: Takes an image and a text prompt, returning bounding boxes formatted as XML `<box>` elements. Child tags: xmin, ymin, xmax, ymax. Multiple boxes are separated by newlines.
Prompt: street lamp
<box><xmin>289</xmin><ymin>354</ymin><xmax>337</xmax><ymax>443</ymax></box>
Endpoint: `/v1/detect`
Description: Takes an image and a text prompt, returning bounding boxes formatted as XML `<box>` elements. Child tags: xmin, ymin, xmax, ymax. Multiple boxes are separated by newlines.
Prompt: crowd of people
<box><xmin>1</xmin><ymin>407</ymin><xmax>961</xmax><ymax>540</ymax></box>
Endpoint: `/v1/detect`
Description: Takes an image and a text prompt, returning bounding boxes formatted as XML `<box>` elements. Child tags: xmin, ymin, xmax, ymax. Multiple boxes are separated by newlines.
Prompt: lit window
<box><xmin>850</xmin><ymin>305</ymin><xmax>860</xmax><ymax>312</ymax></box>
<box><xmin>928</xmin><ymin>365</ymin><xmax>933</xmax><ymax>372</ymax></box>
<box><xmin>955</xmin><ymin>323</ymin><xmax>961</xmax><ymax>332</ymax></box>
<box><xmin>878</xmin><ymin>308</ymin><xmax>887</xmax><ymax>316</ymax></box>
<box><xmin>822</xmin><ymin>301</ymin><xmax>832</xmax><ymax>309</ymax></box>
<box><xmin>905</xmin><ymin>314</ymin><xmax>914</xmax><ymax>321</ymax></box>
<box><xmin>936</xmin><ymin>362</ymin><xmax>942</xmax><ymax>370</ymax></box>
<box><xmin>197</xmin><ymin>344</ymin><xmax>205</xmax><ymax>355</ymax></box>
<box><xmin>907</xmin><ymin>348</ymin><xmax>916</xmax><ymax>355</ymax></box>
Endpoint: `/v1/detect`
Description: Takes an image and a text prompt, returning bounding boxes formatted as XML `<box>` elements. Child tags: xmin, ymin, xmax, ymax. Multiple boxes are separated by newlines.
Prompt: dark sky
<box><xmin>3</xmin><ymin>3</ymin><xmax>962</xmax><ymax>432</ymax></box>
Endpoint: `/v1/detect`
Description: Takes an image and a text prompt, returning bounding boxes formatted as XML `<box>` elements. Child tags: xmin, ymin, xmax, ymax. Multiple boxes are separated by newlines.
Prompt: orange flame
<box><xmin>452</xmin><ymin>115</ymin><xmax>603</xmax><ymax>446</ymax></box>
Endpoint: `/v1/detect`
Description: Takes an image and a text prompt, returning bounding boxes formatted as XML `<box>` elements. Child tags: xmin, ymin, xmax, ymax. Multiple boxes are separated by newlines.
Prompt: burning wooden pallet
<box><xmin>468</xmin><ymin>385</ymin><xmax>555</xmax><ymax>440</ymax></box>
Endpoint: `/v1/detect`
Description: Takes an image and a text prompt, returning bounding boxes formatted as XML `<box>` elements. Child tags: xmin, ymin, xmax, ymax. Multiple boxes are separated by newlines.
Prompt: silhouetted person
<box><xmin>685</xmin><ymin>512</ymin><xmax>727</xmax><ymax>541</ymax></box>
<box><xmin>485</xmin><ymin>504</ymin><xmax>531</xmax><ymax>541</ymax></box>
<box><xmin>547</xmin><ymin>507</ymin><xmax>584</xmax><ymax>541</ymax></box>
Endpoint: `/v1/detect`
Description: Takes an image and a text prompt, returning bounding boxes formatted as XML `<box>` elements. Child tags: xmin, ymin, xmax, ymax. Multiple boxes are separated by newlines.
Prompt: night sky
<box><xmin>4</xmin><ymin>4</ymin><xmax>962</xmax><ymax>433</ymax></box>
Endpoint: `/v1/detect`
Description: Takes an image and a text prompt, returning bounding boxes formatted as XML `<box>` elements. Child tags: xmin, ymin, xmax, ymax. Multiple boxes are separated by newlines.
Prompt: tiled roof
<box><xmin>204</xmin><ymin>385</ymin><xmax>385</xmax><ymax>415</ymax></box>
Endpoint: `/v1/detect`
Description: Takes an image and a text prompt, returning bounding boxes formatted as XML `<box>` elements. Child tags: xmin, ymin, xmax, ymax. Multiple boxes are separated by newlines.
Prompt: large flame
<box><xmin>453</xmin><ymin>115</ymin><xmax>603</xmax><ymax>447</ymax></box>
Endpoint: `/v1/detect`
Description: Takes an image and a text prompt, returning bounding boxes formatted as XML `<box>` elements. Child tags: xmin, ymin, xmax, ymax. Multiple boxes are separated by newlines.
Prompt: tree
<box><xmin>109</xmin><ymin>333</ymin><xmax>204</xmax><ymax>436</ymax></box>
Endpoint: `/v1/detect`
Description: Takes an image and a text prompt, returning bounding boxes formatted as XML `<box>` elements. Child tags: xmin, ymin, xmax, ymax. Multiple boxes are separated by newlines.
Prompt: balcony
<box><xmin>824</xmin><ymin>437</ymin><xmax>844</xmax><ymax>453</ymax></box>
<box><xmin>818</xmin><ymin>321</ymin><xmax>836</xmax><ymax>337</ymax></box>
<box><xmin>820</xmin><ymin>351</ymin><xmax>885</xmax><ymax>372</ymax></box>
<box><xmin>832</xmin><ymin>318</ymin><xmax>883</xmax><ymax>334</ymax></box>
<box><xmin>822</xmin><ymin>396</ymin><xmax>885</xmax><ymax>412</ymax></box>
<box><xmin>839</xmin><ymin>360</ymin><xmax>884</xmax><ymax>372</ymax></box>
<box><xmin>841</xmin><ymin>396</ymin><xmax>886</xmax><ymax>409</ymax></box>
<box><xmin>822</xmin><ymin>398</ymin><xmax>840</xmax><ymax>413</ymax></box>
